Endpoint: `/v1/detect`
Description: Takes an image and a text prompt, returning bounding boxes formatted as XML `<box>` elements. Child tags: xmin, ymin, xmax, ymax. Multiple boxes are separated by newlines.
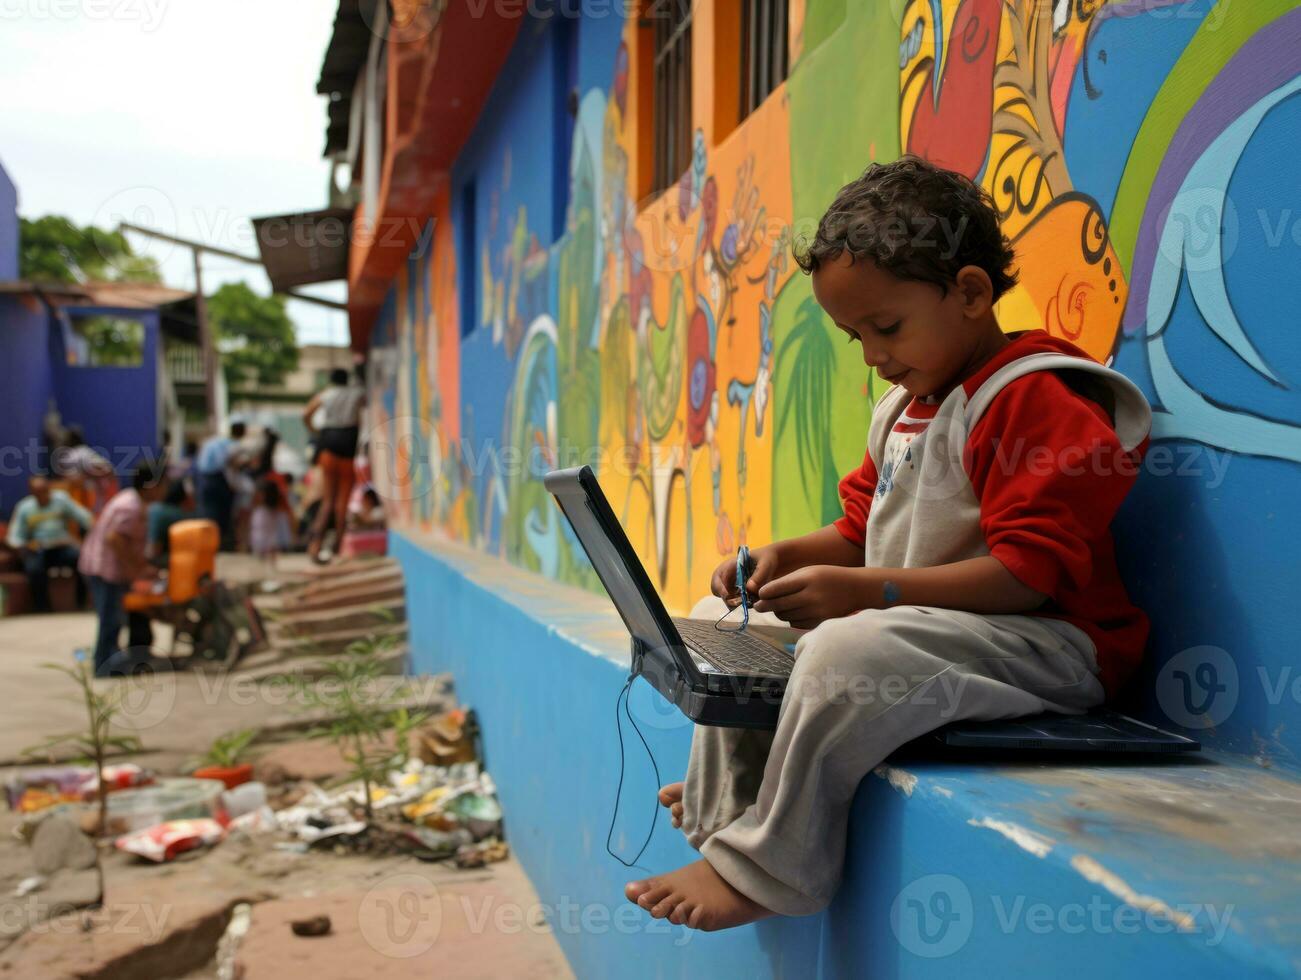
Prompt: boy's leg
<box><xmin>696</xmin><ymin>604</ymin><xmax>1104</xmax><ymax>917</ymax></box>
<box><xmin>678</xmin><ymin>595</ymin><xmax>782</xmax><ymax>848</ymax></box>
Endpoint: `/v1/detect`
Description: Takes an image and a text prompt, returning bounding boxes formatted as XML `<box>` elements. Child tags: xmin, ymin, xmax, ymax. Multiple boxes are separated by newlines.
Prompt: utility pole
<box><xmin>117</xmin><ymin>222</ymin><xmax>347</xmax><ymax>312</ymax></box>
<box><xmin>191</xmin><ymin>248</ymin><xmax>218</xmax><ymax>430</ymax></box>
<box><xmin>118</xmin><ymin>221</ymin><xmax>349</xmax><ymax>431</ymax></box>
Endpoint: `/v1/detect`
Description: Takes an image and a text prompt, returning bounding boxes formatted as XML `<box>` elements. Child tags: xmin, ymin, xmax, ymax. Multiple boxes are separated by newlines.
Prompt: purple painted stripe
<box><xmin>1124</xmin><ymin>7</ymin><xmax>1301</xmax><ymax>334</ymax></box>
<box><xmin>1095</xmin><ymin>0</ymin><xmax>1196</xmax><ymax>29</ymax></box>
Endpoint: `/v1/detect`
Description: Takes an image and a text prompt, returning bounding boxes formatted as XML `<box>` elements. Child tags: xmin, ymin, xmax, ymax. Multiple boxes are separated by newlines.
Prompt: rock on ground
<box><xmin>30</xmin><ymin>815</ymin><xmax>99</xmax><ymax>877</ymax></box>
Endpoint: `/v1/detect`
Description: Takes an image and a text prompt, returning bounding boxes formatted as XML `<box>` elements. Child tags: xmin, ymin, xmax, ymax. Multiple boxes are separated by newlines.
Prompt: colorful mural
<box><xmin>366</xmin><ymin>1</ymin><xmax>1301</xmax><ymax>686</ymax></box>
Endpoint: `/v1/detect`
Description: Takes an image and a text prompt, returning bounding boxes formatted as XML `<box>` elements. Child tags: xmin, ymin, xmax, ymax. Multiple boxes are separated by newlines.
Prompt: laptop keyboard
<box><xmin>673</xmin><ymin>618</ymin><xmax>794</xmax><ymax>677</ymax></box>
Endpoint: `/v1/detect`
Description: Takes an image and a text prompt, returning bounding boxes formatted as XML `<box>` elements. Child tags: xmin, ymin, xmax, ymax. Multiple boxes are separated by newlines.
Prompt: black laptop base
<box><xmin>635</xmin><ymin>638</ymin><xmax>1200</xmax><ymax>752</ymax></box>
<box><xmin>633</xmin><ymin>639</ymin><xmax>785</xmax><ymax>730</ymax></box>
<box><xmin>933</xmin><ymin>710</ymin><xmax>1200</xmax><ymax>754</ymax></box>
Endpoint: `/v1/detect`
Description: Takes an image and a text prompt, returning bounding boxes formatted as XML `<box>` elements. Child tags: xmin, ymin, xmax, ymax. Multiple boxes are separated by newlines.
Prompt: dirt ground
<box><xmin>0</xmin><ymin>556</ymin><xmax>573</xmax><ymax>979</ymax></box>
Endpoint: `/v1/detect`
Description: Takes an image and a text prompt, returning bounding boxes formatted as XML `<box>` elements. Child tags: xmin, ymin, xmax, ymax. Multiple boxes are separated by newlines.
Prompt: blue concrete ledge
<box><xmin>394</xmin><ymin>530</ymin><xmax>1301</xmax><ymax>978</ymax></box>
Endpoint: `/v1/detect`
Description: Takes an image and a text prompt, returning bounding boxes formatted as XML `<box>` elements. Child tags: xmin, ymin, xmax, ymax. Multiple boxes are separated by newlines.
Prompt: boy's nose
<box><xmin>862</xmin><ymin>348</ymin><xmax>888</xmax><ymax>368</ymax></box>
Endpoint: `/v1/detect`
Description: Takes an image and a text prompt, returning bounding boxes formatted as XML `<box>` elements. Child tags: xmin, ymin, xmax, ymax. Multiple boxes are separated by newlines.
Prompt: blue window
<box><xmin>458</xmin><ymin>179</ymin><xmax>477</xmax><ymax>338</ymax></box>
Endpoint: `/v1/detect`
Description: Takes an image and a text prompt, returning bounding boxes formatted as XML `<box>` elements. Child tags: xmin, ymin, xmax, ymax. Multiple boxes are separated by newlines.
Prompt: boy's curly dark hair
<box><xmin>794</xmin><ymin>155</ymin><xmax>1019</xmax><ymax>300</ymax></box>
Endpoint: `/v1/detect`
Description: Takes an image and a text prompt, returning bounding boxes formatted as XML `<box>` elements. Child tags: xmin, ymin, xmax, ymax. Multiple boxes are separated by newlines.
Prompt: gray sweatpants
<box><xmin>681</xmin><ymin>595</ymin><xmax>1105</xmax><ymax>916</ymax></box>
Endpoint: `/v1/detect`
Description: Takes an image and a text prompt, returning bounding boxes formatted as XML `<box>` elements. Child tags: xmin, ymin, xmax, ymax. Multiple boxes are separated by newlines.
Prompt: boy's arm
<box><xmin>767</xmin><ymin>525</ymin><xmax>864</xmax><ymax>575</ymax></box>
<box><xmin>752</xmin><ymin>557</ymin><xmax>1044</xmax><ymax>627</ymax></box>
<box><xmin>966</xmin><ymin>372</ymin><xmax>1144</xmax><ymax>602</ymax></box>
<box><xmin>757</xmin><ymin>373</ymin><xmax>1144</xmax><ymax>628</ymax></box>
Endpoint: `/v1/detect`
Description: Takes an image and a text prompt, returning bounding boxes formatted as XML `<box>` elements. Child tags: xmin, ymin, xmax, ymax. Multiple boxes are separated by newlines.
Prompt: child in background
<box><xmin>248</xmin><ymin>479</ymin><xmax>292</xmax><ymax>569</ymax></box>
<box><xmin>349</xmin><ymin>487</ymin><xmax>386</xmax><ymax>531</ymax></box>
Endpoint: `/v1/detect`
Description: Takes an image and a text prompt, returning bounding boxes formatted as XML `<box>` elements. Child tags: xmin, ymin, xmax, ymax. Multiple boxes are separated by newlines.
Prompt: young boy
<box><xmin>625</xmin><ymin>155</ymin><xmax>1152</xmax><ymax>931</ymax></box>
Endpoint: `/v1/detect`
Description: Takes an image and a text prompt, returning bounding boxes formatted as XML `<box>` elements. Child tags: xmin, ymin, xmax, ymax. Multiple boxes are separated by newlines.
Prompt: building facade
<box><xmin>318</xmin><ymin>4</ymin><xmax>1301</xmax><ymax>972</ymax></box>
<box><xmin>337</xmin><ymin>0</ymin><xmax>1301</xmax><ymax>757</ymax></box>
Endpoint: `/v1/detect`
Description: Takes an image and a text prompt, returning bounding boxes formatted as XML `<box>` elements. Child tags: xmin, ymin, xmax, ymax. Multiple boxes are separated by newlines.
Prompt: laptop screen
<box><xmin>543</xmin><ymin>467</ymin><xmax>679</xmax><ymax>654</ymax></box>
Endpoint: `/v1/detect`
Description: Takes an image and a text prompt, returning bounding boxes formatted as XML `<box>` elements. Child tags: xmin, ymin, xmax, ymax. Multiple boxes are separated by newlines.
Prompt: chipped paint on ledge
<box><xmin>967</xmin><ymin>816</ymin><xmax>1055</xmax><ymax>858</ymax></box>
<box><xmin>547</xmin><ymin>623</ymin><xmax>623</xmax><ymax>662</ymax></box>
<box><xmin>873</xmin><ymin>765</ymin><xmax>918</xmax><ymax>797</ymax></box>
<box><xmin>1070</xmin><ymin>854</ymin><xmax>1198</xmax><ymax>930</ymax></box>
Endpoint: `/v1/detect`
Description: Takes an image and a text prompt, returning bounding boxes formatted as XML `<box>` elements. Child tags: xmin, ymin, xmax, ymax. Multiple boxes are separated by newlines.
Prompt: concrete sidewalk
<box><xmin>0</xmin><ymin>554</ymin><xmax>575</xmax><ymax>978</ymax></box>
<box><xmin>0</xmin><ymin>609</ymin><xmax>277</xmax><ymax>771</ymax></box>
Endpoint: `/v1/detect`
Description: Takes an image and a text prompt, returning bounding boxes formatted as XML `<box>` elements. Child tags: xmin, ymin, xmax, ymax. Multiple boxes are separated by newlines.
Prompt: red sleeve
<box><xmin>965</xmin><ymin>373</ymin><xmax>1146</xmax><ymax>598</ymax></box>
<box><xmin>832</xmin><ymin>447</ymin><xmax>879</xmax><ymax>547</ymax></box>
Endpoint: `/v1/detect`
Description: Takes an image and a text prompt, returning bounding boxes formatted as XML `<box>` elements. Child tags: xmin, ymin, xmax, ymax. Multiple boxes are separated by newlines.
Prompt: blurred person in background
<box><xmin>249</xmin><ymin>478</ymin><xmax>292</xmax><ymax>569</ymax></box>
<box><xmin>6</xmin><ymin>475</ymin><xmax>93</xmax><ymax>612</ymax></box>
<box><xmin>53</xmin><ymin>427</ymin><xmax>118</xmax><ymax>514</ymax></box>
<box><xmin>349</xmin><ymin>486</ymin><xmax>386</xmax><ymax>531</ymax></box>
<box><xmin>195</xmin><ymin>420</ymin><xmax>247</xmax><ymax>550</ymax></box>
<box><xmin>78</xmin><ymin>460</ymin><xmax>168</xmax><ymax>676</ymax></box>
<box><xmin>145</xmin><ymin>478</ymin><xmax>194</xmax><ymax>566</ymax></box>
<box><xmin>302</xmin><ymin>367</ymin><xmax>365</xmax><ymax>562</ymax></box>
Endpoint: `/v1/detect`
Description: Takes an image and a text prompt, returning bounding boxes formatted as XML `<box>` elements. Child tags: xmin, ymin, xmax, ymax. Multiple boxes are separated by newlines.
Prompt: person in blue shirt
<box><xmin>195</xmin><ymin>421</ymin><xmax>247</xmax><ymax>550</ymax></box>
<box><xmin>146</xmin><ymin>479</ymin><xmax>194</xmax><ymax>566</ymax></box>
<box><xmin>6</xmin><ymin>476</ymin><xmax>93</xmax><ymax>611</ymax></box>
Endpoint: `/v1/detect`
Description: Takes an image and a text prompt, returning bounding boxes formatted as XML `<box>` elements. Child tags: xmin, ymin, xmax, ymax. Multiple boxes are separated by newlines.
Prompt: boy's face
<box><xmin>810</xmin><ymin>253</ymin><xmax>999</xmax><ymax>399</ymax></box>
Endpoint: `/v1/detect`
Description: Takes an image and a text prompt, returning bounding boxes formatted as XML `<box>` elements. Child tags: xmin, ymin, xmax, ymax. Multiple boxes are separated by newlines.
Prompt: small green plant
<box><xmin>198</xmin><ymin>728</ymin><xmax>258</xmax><ymax>769</ymax></box>
<box><xmin>295</xmin><ymin>628</ymin><xmax>426</xmax><ymax>822</ymax></box>
<box><xmin>23</xmin><ymin>651</ymin><xmax>145</xmax><ymax>905</ymax></box>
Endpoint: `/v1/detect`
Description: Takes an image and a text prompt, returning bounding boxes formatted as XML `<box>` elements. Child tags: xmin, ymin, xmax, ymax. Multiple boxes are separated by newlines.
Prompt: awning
<box><xmin>0</xmin><ymin>279</ymin><xmax>200</xmax><ymax>343</ymax></box>
<box><xmin>251</xmin><ymin>208</ymin><xmax>353</xmax><ymax>291</ymax></box>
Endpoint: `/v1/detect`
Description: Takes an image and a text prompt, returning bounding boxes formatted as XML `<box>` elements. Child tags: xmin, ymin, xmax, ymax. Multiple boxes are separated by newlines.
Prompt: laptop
<box><xmin>545</xmin><ymin>465</ymin><xmax>1200</xmax><ymax>752</ymax></box>
<box><xmin>935</xmin><ymin>711</ymin><xmax>1199</xmax><ymax>753</ymax></box>
<box><xmin>545</xmin><ymin>464</ymin><xmax>794</xmax><ymax>728</ymax></box>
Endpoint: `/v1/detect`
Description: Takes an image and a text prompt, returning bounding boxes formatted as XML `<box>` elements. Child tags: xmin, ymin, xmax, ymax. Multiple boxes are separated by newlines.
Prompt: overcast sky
<box><xmin>0</xmin><ymin>0</ymin><xmax>350</xmax><ymax>346</ymax></box>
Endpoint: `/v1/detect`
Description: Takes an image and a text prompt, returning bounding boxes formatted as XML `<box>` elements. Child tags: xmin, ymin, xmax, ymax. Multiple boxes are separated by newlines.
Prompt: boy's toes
<box><xmin>650</xmin><ymin>893</ymin><xmax>682</xmax><ymax>919</ymax></box>
<box><xmin>631</xmin><ymin>879</ymin><xmax>672</xmax><ymax>911</ymax></box>
<box><xmin>669</xmin><ymin>900</ymin><xmax>696</xmax><ymax>926</ymax></box>
<box><xmin>629</xmin><ymin>860</ymin><xmax>773</xmax><ymax>932</ymax></box>
<box><xmin>658</xmin><ymin>782</ymin><xmax>685</xmax><ymax>807</ymax></box>
<box><xmin>624</xmin><ymin>879</ymin><xmax>654</xmax><ymax>903</ymax></box>
<box><xmin>671</xmin><ymin>802</ymin><xmax>684</xmax><ymax>827</ymax></box>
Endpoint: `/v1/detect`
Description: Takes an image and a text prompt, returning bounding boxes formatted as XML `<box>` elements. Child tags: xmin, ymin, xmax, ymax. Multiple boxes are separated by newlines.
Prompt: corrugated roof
<box><xmin>0</xmin><ymin>280</ymin><xmax>191</xmax><ymax>308</ymax></box>
<box><xmin>317</xmin><ymin>0</ymin><xmax>380</xmax><ymax>157</ymax></box>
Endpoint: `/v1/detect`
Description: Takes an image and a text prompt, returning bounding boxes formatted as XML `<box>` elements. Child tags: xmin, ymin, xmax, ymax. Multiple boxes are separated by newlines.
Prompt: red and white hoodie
<box><xmin>833</xmin><ymin>330</ymin><xmax>1152</xmax><ymax>698</ymax></box>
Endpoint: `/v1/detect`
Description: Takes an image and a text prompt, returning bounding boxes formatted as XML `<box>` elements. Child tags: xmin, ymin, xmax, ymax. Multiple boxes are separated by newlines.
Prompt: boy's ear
<box><xmin>954</xmin><ymin>265</ymin><xmax>994</xmax><ymax>315</ymax></box>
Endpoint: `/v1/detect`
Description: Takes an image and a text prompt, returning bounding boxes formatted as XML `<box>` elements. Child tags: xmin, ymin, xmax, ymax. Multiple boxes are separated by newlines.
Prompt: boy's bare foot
<box><xmin>625</xmin><ymin>859</ymin><xmax>774</xmax><ymax>931</ymax></box>
<box><xmin>658</xmin><ymin>782</ymin><xmax>685</xmax><ymax>829</ymax></box>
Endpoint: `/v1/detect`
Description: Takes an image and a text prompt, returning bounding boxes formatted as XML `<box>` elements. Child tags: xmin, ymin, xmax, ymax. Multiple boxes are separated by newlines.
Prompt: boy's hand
<box><xmin>752</xmin><ymin>565</ymin><xmax>871</xmax><ymax>629</ymax></box>
<box><xmin>710</xmin><ymin>544</ymin><xmax>781</xmax><ymax>607</ymax></box>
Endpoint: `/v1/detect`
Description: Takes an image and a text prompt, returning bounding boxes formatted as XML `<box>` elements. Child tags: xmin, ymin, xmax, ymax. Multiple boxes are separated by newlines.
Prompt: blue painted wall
<box><xmin>1066</xmin><ymin>6</ymin><xmax>1301</xmax><ymax>763</ymax></box>
<box><xmin>395</xmin><ymin>532</ymin><xmax>1298</xmax><ymax>978</ymax></box>
<box><xmin>0</xmin><ymin>295</ymin><xmax>54</xmax><ymax>514</ymax></box>
<box><xmin>450</xmin><ymin>11</ymin><xmax>591</xmax><ymax>556</ymax></box>
<box><xmin>0</xmin><ymin>158</ymin><xmax>17</xmax><ymax>281</ymax></box>
<box><xmin>48</xmin><ymin>305</ymin><xmax>161</xmax><ymax>479</ymax></box>
<box><xmin>371</xmin><ymin>2</ymin><xmax>1301</xmax><ymax>766</ymax></box>
<box><xmin>367</xmin><ymin>5</ymin><xmax>1301</xmax><ymax>973</ymax></box>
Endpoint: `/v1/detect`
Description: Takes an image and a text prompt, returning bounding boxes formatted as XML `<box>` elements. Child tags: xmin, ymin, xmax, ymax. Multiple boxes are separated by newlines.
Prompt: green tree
<box><xmin>20</xmin><ymin>215</ymin><xmax>161</xmax><ymax>284</ymax></box>
<box><xmin>207</xmin><ymin>281</ymin><xmax>300</xmax><ymax>388</ymax></box>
